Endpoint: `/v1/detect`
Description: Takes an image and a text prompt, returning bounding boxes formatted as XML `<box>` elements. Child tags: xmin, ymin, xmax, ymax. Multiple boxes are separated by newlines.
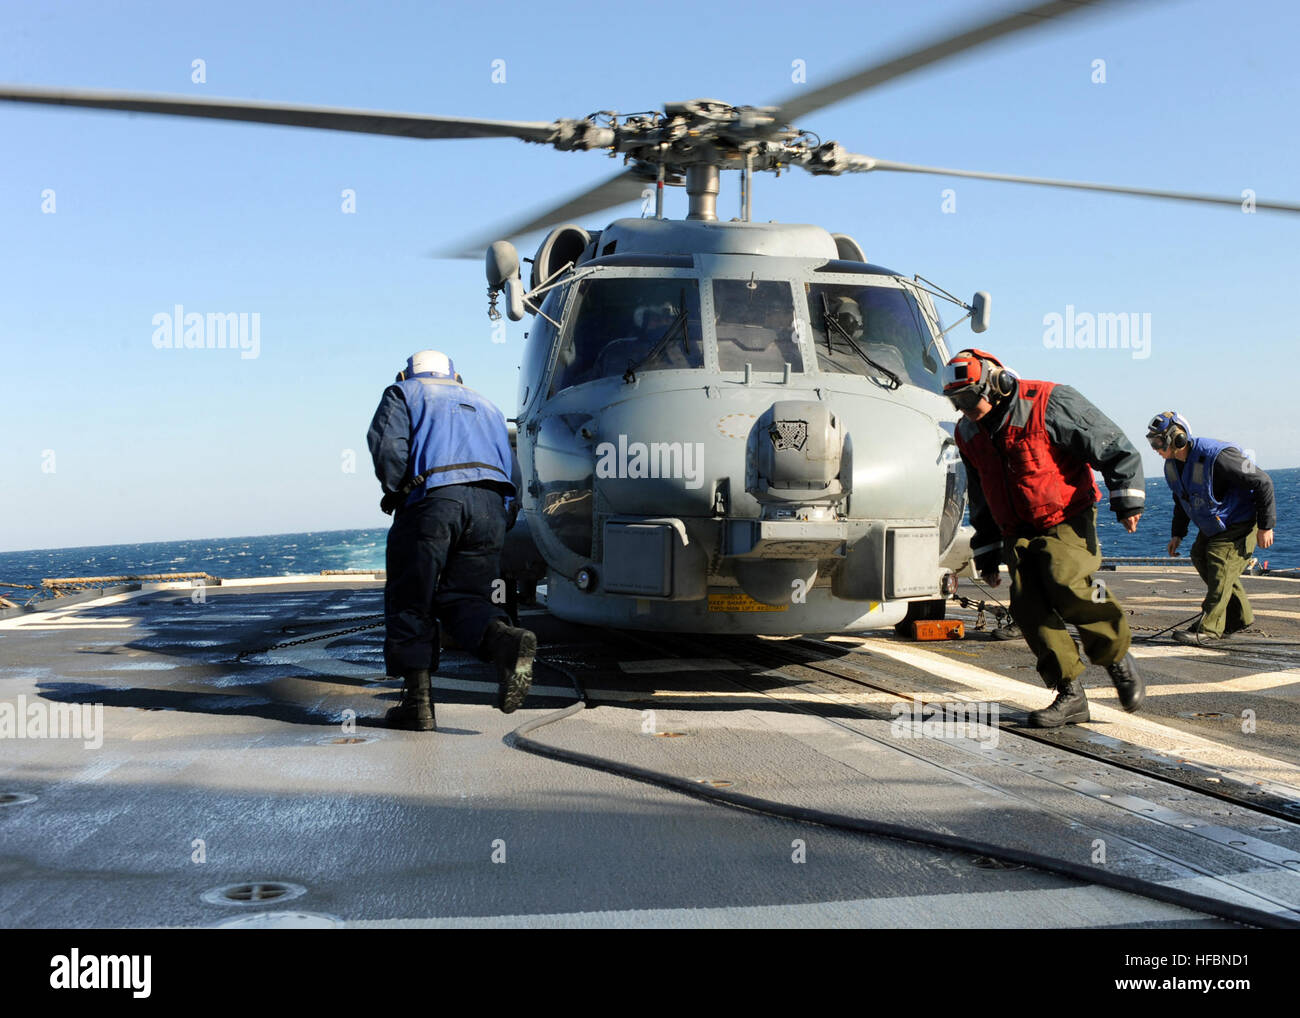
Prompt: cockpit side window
<box><xmin>548</xmin><ymin>277</ymin><xmax>703</xmax><ymax>396</ymax></box>
<box><xmin>804</xmin><ymin>282</ymin><xmax>944</xmax><ymax>393</ymax></box>
<box><xmin>519</xmin><ymin>285</ymin><xmax>566</xmax><ymax>410</ymax></box>
<box><xmin>713</xmin><ymin>279</ymin><xmax>803</xmax><ymax>373</ymax></box>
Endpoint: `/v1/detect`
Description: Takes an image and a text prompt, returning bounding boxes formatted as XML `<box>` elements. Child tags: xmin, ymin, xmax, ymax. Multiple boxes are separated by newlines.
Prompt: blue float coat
<box><xmin>1166</xmin><ymin>437</ymin><xmax>1270</xmax><ymax>537</ymax></box>
<box><xmin>368</xmin><ymin>375</ymin><xmax>515</xmax><ymax>511</ymax></box>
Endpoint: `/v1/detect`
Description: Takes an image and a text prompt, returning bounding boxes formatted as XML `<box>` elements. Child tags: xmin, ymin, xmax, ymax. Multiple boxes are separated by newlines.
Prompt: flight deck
<box><xmin>2</xmin><ymin>570</ymin><xmax>1299</xmax><ymax>929</ymax></box>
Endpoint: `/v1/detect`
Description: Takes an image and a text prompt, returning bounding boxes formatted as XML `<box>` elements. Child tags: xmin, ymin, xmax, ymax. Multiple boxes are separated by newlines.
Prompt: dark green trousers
<box><xmin>1006</xmin><ymin>507</ymin><xmax>1131</xmax><ymax>688</ymax></box>
<box><xmin>1189</xmin><ymin>520</ymin><xmax>1256</xmax><ymax>637</ymax></box>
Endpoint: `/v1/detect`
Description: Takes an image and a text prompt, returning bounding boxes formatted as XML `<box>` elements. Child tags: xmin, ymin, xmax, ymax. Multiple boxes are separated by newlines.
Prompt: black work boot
<box><xmin>1173</xmin><ymin>626</ymin><xmax>1230</xmax><ymax>646</ymax></box>
<box><xmin>1106</xmin><ymin>652</ymin><xmax>1145</xmax><ymax>713</ymax></box>
<box><xmin>385</xmin><ymin>668</ymin><xmax>435</xmax><ymax>731</ymax></box>
<box><xmin>482</xmin><ymin>619</ymin><xmax>536</xmax><ymax>714</ymax></box>
<box><xmin>1028</xmin><ymin>680</ymin><xmax>1090</xmax><ymax>728</ymax></box>
<box><xmin>991</xmin><ymin>620</ymin><xmax>1022</xmax><ymax>641</ymax></box>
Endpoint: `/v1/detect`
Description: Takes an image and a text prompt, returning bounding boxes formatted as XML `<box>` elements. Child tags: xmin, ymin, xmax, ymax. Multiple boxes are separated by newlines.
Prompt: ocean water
<box><xmin>1</xmin><ymin>469</ymin><xmax>1296</xmax><ymax>592</ymax></box>
<box><xmin>1094</xmin><ymin>467</ymin><xmax>1298</xmax><ymax>568</ymax></box>
<box><xmin>0</xmin><ymin>529</ymin><xmax>388</xmax><ymax>591</ymax></box>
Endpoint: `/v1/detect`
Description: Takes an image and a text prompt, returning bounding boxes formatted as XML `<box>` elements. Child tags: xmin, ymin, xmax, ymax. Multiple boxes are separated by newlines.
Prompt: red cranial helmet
<box><xmin>943</xmin><ymin>348</ymin><xmax>1010</xmax><ymax>410</ymax></box>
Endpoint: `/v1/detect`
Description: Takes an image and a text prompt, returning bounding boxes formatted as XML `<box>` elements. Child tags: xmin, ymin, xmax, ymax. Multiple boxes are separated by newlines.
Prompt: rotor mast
<box><xmin>685</xmin><ymin>165</ymin><xmax>720</xmax><ymax>221</ymax></box>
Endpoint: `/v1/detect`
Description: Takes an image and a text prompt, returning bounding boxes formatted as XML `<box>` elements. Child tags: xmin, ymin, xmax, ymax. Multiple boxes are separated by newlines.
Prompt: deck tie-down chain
<box><xmin>948</xmin><ymin>593</ymin><xmax>1010</xmax><ymax>631</ymax></box>
<box><xmin>236</xmin><ymin>614</ymin><xmax>385</xmax><ymax>661</ymax></box>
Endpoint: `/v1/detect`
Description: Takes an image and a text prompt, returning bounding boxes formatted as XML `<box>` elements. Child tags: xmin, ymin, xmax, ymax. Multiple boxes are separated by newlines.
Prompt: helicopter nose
<box><xmin>726</xmin><ymin>401</ymin><xmax>851</xmax><ymax>607</ymax></box>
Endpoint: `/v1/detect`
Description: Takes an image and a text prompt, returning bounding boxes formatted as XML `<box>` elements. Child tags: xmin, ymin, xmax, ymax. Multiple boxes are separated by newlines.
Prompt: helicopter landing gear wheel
<box><xmin>894</xmin><ymin>598</ymin><xmax>946</xmax><ymax>637</ymax></box>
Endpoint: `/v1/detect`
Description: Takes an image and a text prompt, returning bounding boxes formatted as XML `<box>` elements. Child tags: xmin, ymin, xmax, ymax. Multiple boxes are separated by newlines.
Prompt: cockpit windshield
<box><xmin>805</xmin><ymin>282</ymin><xmax>944</xmax><ymax>393</ymax></box>
<box><xmin>713</xmin><ymin>279</ymin><xmax>803</xmax><ymax>373</ymax></box>
<box><xmin>549</xmin><ymin>277</ymin><xmax>703</xmax><ymax>395</ymax></box>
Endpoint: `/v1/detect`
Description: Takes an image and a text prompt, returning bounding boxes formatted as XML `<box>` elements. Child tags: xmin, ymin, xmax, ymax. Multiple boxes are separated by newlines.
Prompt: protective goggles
<box><xmin>946</xmin><ymin>386</ymin><xmax>985</xmax><ymax>412</ymax></box>
<box><xmin>1146</xmin><ymin>411</ymin><xmax>1182</xmax><ymax>450</ymax></box>
<box><xmin>942</xmin><ymin>358</ymin><xmax>985</xmax><ymax>411</ymax></box>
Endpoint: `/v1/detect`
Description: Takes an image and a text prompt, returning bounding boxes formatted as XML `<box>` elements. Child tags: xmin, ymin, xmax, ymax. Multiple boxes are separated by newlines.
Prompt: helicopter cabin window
<box><xmin>804</xmin><ymin>282</ymin><xmax>944</xmax><ymax>393</ymax></box>
<box><xmin>713</xmin><ymin>279</ymin><xmax>803</xmax><ymax>373</ymax></box>
<box><xmin>519</xmin><ymin>285</ymin><xmax>566</xmax><ymax>409</ymax></box>
<box><xmin>548</xmin><ymin>277</ymin><xmax>703</xmax><ymax>395</ymax></box>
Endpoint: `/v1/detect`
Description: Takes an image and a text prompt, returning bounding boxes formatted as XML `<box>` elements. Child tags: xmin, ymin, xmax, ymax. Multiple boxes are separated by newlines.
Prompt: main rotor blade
<box><xmin>855</xmin><ymin>157</ymin><xmax>1300</xmax><ymax>213</ymax></box>
<box><xmin>436</xmin><ymin>170</ymin><xmax>651</xmax><ymax>259</ymax></box>
<box><xmin>0</xmin><ymin>84</ymin><xmax>558</xmax><ymax>141</ymax></box>
<box><xmin>771</xmin><ymin>0</ymin><xmax>1123</xmax><ymax>126</ymax></box>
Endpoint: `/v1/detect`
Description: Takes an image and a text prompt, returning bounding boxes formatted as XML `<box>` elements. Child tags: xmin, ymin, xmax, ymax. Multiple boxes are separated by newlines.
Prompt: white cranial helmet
<box><xmin>405</xmin><ymin>349</ymin><xmax>455</xmax><ymax>378</ymax></box>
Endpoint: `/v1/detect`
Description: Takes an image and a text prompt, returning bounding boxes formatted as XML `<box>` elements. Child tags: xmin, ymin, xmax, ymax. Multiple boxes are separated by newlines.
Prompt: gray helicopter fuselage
<box><xmin>512</xmin><ymin>217</ymin><xmax>972</xmax><ymax>634</ymax></box>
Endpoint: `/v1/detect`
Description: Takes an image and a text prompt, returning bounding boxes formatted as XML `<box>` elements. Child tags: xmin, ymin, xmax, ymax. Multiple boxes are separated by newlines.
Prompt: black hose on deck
<box><xmin>509</xmin><ymin>662</ymin><xmax>1300</xmax><ymax>930</ymax></box>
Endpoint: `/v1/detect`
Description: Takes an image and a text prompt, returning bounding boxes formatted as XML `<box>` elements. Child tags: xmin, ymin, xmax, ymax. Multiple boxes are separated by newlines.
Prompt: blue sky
<box><xmin>2</xmin><ymin>0</ymin><xmax>1297</xmax><ymax>551</ymax></box>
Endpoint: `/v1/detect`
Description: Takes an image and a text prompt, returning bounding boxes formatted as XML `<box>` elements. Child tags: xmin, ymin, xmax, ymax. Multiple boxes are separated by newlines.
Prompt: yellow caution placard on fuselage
<box><xmin>707</xmin><ymin>591</ymin><xmax>789</xmax><ymax>613</ymax></box>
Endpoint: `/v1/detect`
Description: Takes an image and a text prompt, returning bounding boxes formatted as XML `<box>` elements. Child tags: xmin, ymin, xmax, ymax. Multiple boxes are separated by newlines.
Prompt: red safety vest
<box><xmin>957</xmin><ymin>379</ymin><xmax>1099</xmax><ymax>536</ymax></box>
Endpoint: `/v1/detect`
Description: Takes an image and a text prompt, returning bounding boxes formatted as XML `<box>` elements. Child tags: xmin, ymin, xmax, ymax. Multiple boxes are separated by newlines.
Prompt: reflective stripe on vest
<box><xmin>956</xmin><ymin>379</ymin><xmax>1099</xmax><ymax>536</ymax></box>
<box><xmin>1165</xmin><ymin>436</ymin><xmax>1255</xmax><ymax>536</ymax></box>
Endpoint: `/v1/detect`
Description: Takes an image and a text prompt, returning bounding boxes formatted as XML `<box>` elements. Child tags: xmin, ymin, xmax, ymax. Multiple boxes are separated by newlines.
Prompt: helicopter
<box><xmin>5</xmin><ymin>0</ymin><xmax>1299</xmax><ymax>636</ymax></box>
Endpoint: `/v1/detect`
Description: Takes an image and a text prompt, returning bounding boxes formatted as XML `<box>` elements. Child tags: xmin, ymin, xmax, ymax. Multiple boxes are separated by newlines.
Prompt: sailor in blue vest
<box><xmin>1146</xmin><ymin>412</ymin><xmax>1276</xmax><ymax>645</ymax></box>
<box><xmin>367</xmin><ymin>349</ymin><xmax>536</xmax><ymax>730</ymax></box>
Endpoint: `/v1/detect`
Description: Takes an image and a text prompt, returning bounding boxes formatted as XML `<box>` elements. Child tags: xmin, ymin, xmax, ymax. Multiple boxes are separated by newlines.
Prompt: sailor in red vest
<box><xmin>944</xmin><ymin>349</ymin><xmax>1147</xmax><ymax>727</ymax></box>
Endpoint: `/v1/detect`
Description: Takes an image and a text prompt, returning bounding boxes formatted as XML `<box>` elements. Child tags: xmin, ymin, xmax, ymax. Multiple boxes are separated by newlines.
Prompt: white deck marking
<box><xmin>10</xmin><ymin>622</ymin><xmax>135</xmax><ymax>631</ymax></box>
<box><xmin>1138</xmin><ymin>674</ymin><xmax>1300</xmax><ymax>702</ymax></box>
<box><xmin>350</xmin><ymin>885</ymin><xmax>1199</xmax><ymax>929</ymax></box>
<box><xmin>0</xmin><ymin>590</ymin><xmax>161</xmax><ymax>630</ymax></box>
<box><xmin>839</xmin><ymin>640</ymin><xmax>1300</xmax><ymax>792</ymax></box>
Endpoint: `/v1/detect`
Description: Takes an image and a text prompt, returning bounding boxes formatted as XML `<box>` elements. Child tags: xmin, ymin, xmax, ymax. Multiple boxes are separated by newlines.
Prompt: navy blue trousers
<box><xmin>383</xmin><ymin>484</ymin><xmax>510</xmax><ymax>675</ymax></box>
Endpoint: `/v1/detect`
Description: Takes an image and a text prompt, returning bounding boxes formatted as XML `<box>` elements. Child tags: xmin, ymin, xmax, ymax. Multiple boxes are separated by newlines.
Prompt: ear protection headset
<box><xmin>1146</xmin><ymin>411</ymin><xmax>1190</xmax><ymax>451</ymax></box>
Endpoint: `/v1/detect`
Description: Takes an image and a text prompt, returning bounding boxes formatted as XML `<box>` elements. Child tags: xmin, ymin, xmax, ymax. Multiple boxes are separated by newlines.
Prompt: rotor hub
<box><xmin>547</xmin><ymin>99</ymin><xmax>809</xmax><ymax>179</ymax></box>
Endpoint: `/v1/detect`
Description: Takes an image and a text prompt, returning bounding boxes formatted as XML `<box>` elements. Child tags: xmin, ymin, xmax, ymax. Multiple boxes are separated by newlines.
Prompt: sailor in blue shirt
<box><xmin>1147</xmin><ymin>411</ymin><xmax>1276</xmax><ymax>645</ymax></box>
<box><xmin>368</xmin><ymin>349</ymin><xmax>535</xmax><ymax>730</ymax></box>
